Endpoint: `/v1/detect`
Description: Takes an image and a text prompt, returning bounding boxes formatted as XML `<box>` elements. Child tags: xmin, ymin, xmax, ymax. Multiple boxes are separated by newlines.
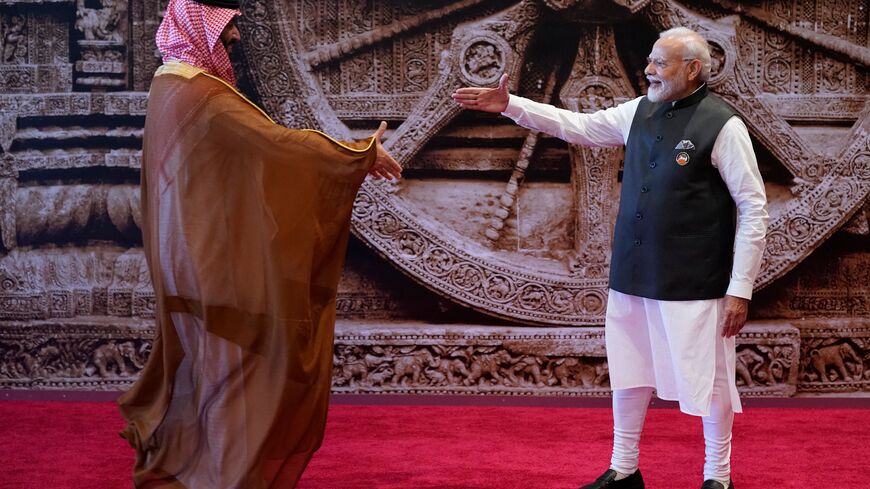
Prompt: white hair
<box><xmin>659</xmin><ymin>27</ymin><xmax>713</xmax><ymax>82</ymax></box>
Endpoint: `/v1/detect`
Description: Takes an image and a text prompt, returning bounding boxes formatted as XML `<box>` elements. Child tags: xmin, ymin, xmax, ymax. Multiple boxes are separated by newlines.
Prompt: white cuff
<box><xmin>500</xmin><ymin>94</ymin><xmax>523</xmax><ymax>119</ymax></box>
<box><xmin>726</xmin><ymin>280</ymin><xmax>754</xmax><ymax>300</ymax></box>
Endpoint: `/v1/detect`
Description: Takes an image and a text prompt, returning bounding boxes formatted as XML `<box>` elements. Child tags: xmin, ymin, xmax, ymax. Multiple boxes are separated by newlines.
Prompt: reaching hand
<box><xmin>720</xmin><ymin>295</ymin><xmax>749</xmax><ymax>338</ymax></box>
<box><xmin>451</xmin><ymin>74</ymin><xmax>510</xmax><ymax>113</ymax></box>
<box><xmin>367</xmin><ymin>121</ymin><xmax>402</xmax><ymax>180</ymax></box>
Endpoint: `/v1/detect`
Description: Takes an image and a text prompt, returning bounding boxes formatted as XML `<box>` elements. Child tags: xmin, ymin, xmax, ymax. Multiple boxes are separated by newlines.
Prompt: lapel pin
<box><xmin>676</xmin><ymin>152</ymin><xmax>690</xmax><ymax>166</ymax></box>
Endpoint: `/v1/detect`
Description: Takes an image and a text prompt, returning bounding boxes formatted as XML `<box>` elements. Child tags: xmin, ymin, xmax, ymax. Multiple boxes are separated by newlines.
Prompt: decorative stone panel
<box><xmin>0</xmin><ymin>318</ymin><xmax>153</xmax><ymax>391</ymax></box>
<box><xmin>1</xmin><ymin>320</ymin><xmax>807</xmax><ymax>397</ymax></box>
<box><xmin>0</xmin><ymin>248</ymin><xmax>154</xmax><ymax>321</ymax></box>
<box><xmin>797</xmin><ymin>319</ymin><xmax>870</xmax><ymax>394</ymax></box>
<box><xmin>0</xmin><ymin>5</ymin><xmax>73</xmax><ymax>93</ymax></box>
<box><xmin>333</xmin><ymin>322</ymin><xmax>610</xmax><ymax>396</ymax></box>
<box><xmin>736</xmin><ymin>323</ymin><xmax>801</xmax><ymax>397</ymax></box>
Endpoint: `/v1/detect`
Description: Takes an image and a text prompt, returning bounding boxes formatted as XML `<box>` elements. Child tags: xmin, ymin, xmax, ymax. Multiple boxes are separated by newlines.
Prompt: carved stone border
<box><xmin>333</xmin><ymin>321</ymin><xmax>610</xmax><ymax>396</ymax></box>
<box><xmin>0</xmin><ymin>248</ymin><xmax>154</xmax><ymax>321</ymax></box>
<box><xmin>0</xmin><ymin>318</ymin><xmax>153</xmax><ymax>391</ymax></box>
<box><xmin>0</xmin><ymin>93</ymin><xmax>148</xmax><ymax>117</ymax></box>
<box><xmin>0</xmin><ymin>319</ymin><xmax>830</xmax><ymax>398</ymax></box>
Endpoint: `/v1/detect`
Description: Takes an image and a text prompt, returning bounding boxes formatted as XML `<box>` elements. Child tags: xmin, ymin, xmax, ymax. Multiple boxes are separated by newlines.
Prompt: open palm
<box><xmin>451</xmin><ymin>74</ymin><xmax>510</xmax><ymax>113</ymax></box>
<box><xmin>366</xmin><ymin>121</ymin><xmax>403</xmax><ymax>180</ymax></box>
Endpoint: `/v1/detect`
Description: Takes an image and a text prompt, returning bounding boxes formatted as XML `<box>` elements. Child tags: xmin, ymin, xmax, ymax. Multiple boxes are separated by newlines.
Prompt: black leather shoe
<box><xmin>701</xmin><ymin>480</ymin><xmax>734</xmax><ymax>489</ymax></box>
<box><xmin>578</xmin><ymin>469</ymin><xmax>644</xmax><ymax>489</ymax></box>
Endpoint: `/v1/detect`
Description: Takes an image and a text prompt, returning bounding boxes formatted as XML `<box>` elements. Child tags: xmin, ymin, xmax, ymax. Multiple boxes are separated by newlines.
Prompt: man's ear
<box><xmin>688</xmin><ymin>59</ymin><xmax>703</xmax><ymax>81</ymax></box>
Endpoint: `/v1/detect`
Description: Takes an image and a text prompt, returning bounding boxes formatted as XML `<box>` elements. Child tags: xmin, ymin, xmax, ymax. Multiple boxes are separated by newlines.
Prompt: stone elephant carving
<box><xmin>809</xmin><ymin>343</ymin><xmax>863</xmax><ymax>383</ymax></box>
<box><xmin>335</xmin><ymin>358</ymin><xmax>368</xmax><ymax>387</ymax></box>
<box><xmin>334</xmin><ymin>349</ymin><xmax>394</xmax><ymax>387</ymax></box>
<box><xmin>465</xmin><ymin>350</ymin><xmax>511</xmax><ymax>386</ymax></box>
<box><xmin>507</xmin><ymin>355</ymin><xmax>545</xmax><ymax>387</ymax></box>
<box><xmin>92</xmin><ymin>340</ymin><xmax>144</xmax><ymax>377</ymax></box>
<box><xmin>391</xmin><ymin>349</ymin><xmax>438</xmax><ymax>386</ymax></box>
<box><xmin>551</xmin><ymin>357</ymin><xmax>608</xmax><ymax>388</ymax></box>
<box><xmin>366</xmin><ymin>366</ymin><xmax>394</xmax><ymax>387</ymax></box>
<box><xmin>427</xmin><ymin>357</ymin><xmax>470</xmax><ymax>386</ymax></box>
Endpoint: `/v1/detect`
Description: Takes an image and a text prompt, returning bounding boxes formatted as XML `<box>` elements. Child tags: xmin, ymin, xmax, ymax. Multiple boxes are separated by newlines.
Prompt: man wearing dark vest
<box><xmin>452</xmin><ymin>27</ymin><xmax>768</xmax><ymax>489</ymax></box>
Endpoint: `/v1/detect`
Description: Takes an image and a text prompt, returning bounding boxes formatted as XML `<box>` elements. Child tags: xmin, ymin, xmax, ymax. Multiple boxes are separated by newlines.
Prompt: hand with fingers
<box><xmin>366</xmin><ymin>121</ymin><xmax>403</xmax><ymax>180</ymax></box>
<box><xmin>720</xmin><ymin>295</ymin><xmax>749</xmax><ymax>338</ymax></box>
<box><xmin>451</xmin><ymin>73</ymin><xmax>511</xmax><ymax>113</ymax></box>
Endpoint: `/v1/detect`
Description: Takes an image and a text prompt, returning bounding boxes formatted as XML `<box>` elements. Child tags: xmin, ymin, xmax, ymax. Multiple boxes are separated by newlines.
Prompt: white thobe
<box><xmin>502</xmin><ymin>90</ymin><xmax>769</xmax><ymax>415</ymax></box>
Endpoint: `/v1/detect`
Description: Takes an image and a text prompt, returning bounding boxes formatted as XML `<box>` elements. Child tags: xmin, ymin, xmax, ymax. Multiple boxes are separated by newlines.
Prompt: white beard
<box><xmin>647</xmin><ymin>82</ymin><xmax>670</xmax><ymax>102</ymax></box>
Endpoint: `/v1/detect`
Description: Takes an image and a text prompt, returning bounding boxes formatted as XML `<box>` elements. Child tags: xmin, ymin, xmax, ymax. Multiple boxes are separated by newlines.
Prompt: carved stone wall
<box><xmin>0</xmin><ymin>0</ymin><xmax>868</xmax><ymax>397</ymax></box>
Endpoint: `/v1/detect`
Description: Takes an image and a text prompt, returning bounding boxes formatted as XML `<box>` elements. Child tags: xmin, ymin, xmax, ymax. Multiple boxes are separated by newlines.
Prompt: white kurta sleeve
<box><xmin>711</xmin><ymin>117</ymin><xmax>769</xmax><ymax>300</ymax></box>
<box><xmin>501</xmin><ymin>94</ymin><xmax>641</xmax><ymax>147</ymax></box>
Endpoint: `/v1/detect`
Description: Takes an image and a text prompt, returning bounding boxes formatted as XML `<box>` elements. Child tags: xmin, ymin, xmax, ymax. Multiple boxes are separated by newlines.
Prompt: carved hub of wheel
<box><xmin>239</xmin><ymin>0</ymin><xmax>869</xmax><ymax>325</ymax></box>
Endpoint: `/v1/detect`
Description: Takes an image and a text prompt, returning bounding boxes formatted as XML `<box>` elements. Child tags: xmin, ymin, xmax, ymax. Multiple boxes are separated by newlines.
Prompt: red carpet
<box><xmin>1</xmin><ymin>400</ymin><xmax>868</xmax><ymax>488</ymax></box>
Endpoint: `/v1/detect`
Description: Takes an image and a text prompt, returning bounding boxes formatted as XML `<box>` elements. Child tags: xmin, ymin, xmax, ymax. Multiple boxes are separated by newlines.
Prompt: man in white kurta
<box><xmin>453</xmin><ymin>28</ymin><xmax>767</xmax><ymax>489</ymax></box>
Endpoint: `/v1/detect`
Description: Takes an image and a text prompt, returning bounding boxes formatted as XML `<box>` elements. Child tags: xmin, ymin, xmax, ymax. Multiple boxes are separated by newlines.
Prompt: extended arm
<box><xmin>452</xmin><ymin>74</ymin><xmax>637</xmax><ymax>147</ymax></box>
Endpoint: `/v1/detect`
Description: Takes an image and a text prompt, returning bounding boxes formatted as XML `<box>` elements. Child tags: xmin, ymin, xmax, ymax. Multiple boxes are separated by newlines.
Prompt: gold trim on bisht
<box><xmin>156</xmin><ymin>60</ymin><xmax>275</xmax><ymax>123</ymax></box>
<box><xmin>154</xmin><ymin>61</ymin><xmax>375</xmax><ymax>153</ymax></box>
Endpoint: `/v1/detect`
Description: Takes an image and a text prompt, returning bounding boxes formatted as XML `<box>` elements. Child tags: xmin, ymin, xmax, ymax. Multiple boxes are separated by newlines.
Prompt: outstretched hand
<box><xmin>367</xmin><ymin>121</ymin><xmax>402</xmax><ymax>180</ymax></box>
<box><xmin>451</xmin><ymin>74</ymin><xmax>511</xmax><ymax>113</ymax></box>
<box><xmin>720</xmin><ymin>295</ymin><xmax>749</xmax><ymax>338</ymax></box>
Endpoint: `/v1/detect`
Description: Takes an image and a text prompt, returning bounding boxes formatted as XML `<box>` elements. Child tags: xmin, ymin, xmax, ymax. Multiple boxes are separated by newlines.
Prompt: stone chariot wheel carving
<box><xmin>238</xmin><ymin>0</ymin><xmax>870</xmax><ymax>325</ymax></box>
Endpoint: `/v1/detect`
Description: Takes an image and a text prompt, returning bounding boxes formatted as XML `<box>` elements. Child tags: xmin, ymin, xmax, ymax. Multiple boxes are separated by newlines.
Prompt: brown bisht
<box><xmin>118</xmin><ymin>61</ymin><xmax>377</xmax><ymax>488</ymax></box>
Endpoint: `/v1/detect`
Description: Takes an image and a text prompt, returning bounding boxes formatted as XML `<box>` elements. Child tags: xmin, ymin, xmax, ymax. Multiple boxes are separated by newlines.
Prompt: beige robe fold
<box><xmin>118</xmin><ymin>61</ymin><xmax>376</xmax><ymax>488</ymax></box>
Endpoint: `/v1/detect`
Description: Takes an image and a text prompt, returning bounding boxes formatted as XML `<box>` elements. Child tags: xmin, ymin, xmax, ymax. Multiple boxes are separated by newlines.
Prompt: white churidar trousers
<box><xmin>605</xmin><ymin>289</ymin><xmax>738</xmax><ymax>483</ymax></box>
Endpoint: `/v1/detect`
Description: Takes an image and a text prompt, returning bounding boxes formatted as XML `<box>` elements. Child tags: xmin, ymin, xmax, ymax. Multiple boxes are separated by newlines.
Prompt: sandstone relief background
<box><xmin>0</xmin><ymin>0</ymin><xmax>868</xmax><ymax>398</ymax></box>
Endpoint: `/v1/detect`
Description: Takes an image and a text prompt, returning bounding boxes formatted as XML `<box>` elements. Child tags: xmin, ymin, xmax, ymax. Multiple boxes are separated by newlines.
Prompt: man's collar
<box><xmin>671</xmin><ymin>83</ymin><xmax>708</xmax><ymax>109</ymax></box>
<box><xmin>156</xmin><ymin>60</ymin><xmax>203</xmax><ymax>79</ymax></box>
<box><xmin>155</xmin><ymin>61</ymin><xmax>276</xmax><ymax>124</ymax></box>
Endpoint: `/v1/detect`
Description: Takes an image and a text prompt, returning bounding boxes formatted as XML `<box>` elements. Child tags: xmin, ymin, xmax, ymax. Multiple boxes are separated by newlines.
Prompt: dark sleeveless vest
<box><xmin>609</xmin><ymin>85</ymin><xmax>737</xmax><ymax>300</ymax></box>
